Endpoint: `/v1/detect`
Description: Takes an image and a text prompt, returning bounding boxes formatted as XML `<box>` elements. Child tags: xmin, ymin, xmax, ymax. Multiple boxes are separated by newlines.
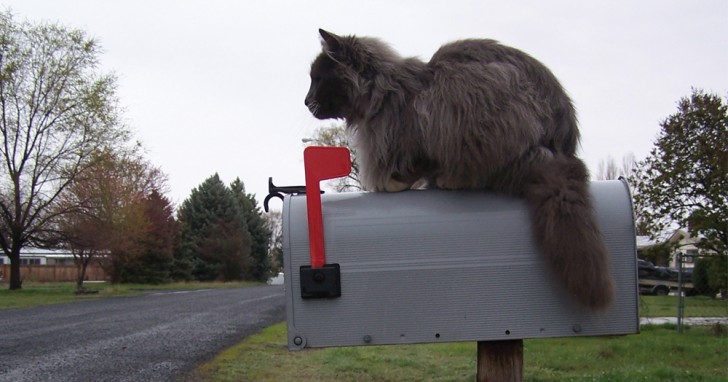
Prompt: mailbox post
<box><xmin>275</xmin><ymin>147</ymin><xmax>639</xmax><ymax>379</ymax></box>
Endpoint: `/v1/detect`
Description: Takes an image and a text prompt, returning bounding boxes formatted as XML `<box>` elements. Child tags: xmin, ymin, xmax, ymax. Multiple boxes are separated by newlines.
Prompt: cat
<box><xmin>305</xmin><ymin>29</ymin><xmax>615</xmax><ymax>310</ymax></box>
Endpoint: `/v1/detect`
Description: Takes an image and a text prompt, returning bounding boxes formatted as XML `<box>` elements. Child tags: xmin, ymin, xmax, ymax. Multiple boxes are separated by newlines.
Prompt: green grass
<box><xmin>525</xmin><ymin>324</ymin><xmax>727</xmax><ymax>381</ymax></box>
<box><xmin>640</xmin><ymin>295</ymin><xmax>728</xmax><ymax>318</ymax></box>
<box><xmin>0</xmin><ymin>282</ymin><xmax>109</xmax><ymax>309</ymax></box>
<box><xmin>0</xmin><ymin>281</ymin><xmax>262</xmax><ymax>310</ymax></box>
<box><xmin>192</xmin><ymin>295</ymin><xmax>728</xmax><ymax>381</ymax></box>
<box><xmin>192</xmin><ymin>322</ymin><xmax>728</xmax><ymax>382</ymax></box>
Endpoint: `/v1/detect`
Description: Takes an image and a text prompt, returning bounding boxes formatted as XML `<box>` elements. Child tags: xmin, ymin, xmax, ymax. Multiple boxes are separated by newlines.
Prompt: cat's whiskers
<box><xmin>307</xmin><ymin>101</ymin><xmax>321</xmax><ymax>116</ymax></box>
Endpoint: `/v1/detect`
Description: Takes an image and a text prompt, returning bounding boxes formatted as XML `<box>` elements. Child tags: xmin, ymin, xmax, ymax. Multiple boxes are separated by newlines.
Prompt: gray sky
<box><xmin>3</xmin><ymin>0</ymin><xmax>727</xmax><ymax>209</ymax></box>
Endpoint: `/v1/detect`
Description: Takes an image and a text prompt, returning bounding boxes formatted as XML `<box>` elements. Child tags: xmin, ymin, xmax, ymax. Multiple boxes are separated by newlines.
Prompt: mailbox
<box><xmin>279</xmin><ymin>150</ymin><xmax>639</xmax><ymax>351</ymax></box>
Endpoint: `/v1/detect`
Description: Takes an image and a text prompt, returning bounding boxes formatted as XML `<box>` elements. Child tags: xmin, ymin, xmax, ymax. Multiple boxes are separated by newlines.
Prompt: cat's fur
<box><xmin>305</xmin><ymin>29</ymin><xmax>615</xmax><ymax>310</ymax></box>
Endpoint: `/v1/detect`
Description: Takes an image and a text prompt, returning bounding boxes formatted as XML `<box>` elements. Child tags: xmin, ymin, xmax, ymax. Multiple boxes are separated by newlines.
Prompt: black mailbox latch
<box><xmin>300</xmin><ymin>263</ymin><xmax>341</xmax><ymax>299</ymax></box>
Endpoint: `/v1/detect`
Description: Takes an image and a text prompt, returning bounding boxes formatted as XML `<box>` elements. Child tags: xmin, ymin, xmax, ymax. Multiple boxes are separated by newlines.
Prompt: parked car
<box><xmin>637</xmin><ymin>258</ymin><xmax>693</xmax><ymax>296</ymax></box>
<box><xmin>638</xmin><ymin>259</ymin><xmax>672</xmax><ymax>296</ymax></box>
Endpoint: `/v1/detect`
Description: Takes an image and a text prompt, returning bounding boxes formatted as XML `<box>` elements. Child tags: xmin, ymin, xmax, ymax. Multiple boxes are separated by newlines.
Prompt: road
<box><xmin>0</xmin><ymin>285</ymin><xmax>285</xmax><ymax>382</ymax></box>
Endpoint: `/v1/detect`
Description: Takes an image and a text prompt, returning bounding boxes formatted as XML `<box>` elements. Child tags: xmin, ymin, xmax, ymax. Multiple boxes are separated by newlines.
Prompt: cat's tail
<box><xmin>523</xmin><ymin>155</ymin><xmax>616</xmax><ymax>310</ymax></box>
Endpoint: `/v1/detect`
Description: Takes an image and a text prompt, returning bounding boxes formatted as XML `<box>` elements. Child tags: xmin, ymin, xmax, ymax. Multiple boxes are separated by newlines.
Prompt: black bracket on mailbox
<box><xmin>300</xmin><ymin>263</ymin><xmax>341</xmax><ymax>299</ymax></box>
<box><xmin>263</xmin><ymin>177</ymin><xmax>324</xmax><ymax>213</ymax></box>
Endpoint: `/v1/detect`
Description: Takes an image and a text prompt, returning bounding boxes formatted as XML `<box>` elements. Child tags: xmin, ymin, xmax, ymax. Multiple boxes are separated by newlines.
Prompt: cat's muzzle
<box><xmin>305</xmin><ymin>99</ymin><xmax>321</xmax><ymax>118</ymax></box>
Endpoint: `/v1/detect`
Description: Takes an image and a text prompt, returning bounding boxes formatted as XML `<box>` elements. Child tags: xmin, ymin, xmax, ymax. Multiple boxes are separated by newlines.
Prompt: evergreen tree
<box><xmin>119</xmin><ymin>190</ymin><xmax>177</xmax><ymax>284</ymax></box>
<box><xmin>177</xmin><ymin>174</ymin><xmax>251</xmax><ymax>281</ymax></box>
<box><xmin>170</xmin><ymin>222</ymin><xmax>194</xmax><ymax>281</ymax></box>
<box><xmin>230</xmin><ymin>178</ymin><xmax>272</xmax><ymax>281</ymax></box>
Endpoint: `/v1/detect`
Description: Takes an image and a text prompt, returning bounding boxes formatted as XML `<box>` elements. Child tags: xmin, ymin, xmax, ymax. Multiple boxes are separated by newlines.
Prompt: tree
<box><xmin>692</xmin><ymin>257</ymin><xmax>713</xmax><ymax>296</ymax></box>
<box><xmin>707</xmin><ymin>254</ymin><xmax>727</xmax><ymax>295</ymax></box>
<box><xmin>56</xmin><ymin>149</ymin><xmax>168</xmax><ymax>286</ymax></box>
<box><xmin>177</xmin><ymin>174</ymin><xmax>251</xmax><ymax>281</ymax></box>
<box><xmin>693</xmin><ymin>254</ymin><xmax>727</xmax><ymax>297</ymax></box>
<box><xmin>693</xmin><ymin>256</ymin><xmax>724</xmax><ymax>297</ymax></box>
<box><xmin>631</xmin><ymin>89</ymin><xmax>727</xmax><ymax>255</ymax></box>
<box><xmin>596</xmin><ymin>154</ymin><xmax>636</xmax><ymax>181</ymax></box>
<box><xmin>305</xmin><ymin>124</ymin><xmax>362</xmax><ymax>192</ymax></box>
<box><xmin>56</xmin><ymin>195</ymin><xmax>106</xmax><ymax>291</ymax></box>
<box><xmin>265</xmin><ymin>210</ymin><xmax>283</xmax><ymax>272</ymax></box>
<box><xmin>230</xmin><ymin>178</ymin><xmax>271</xmax><ymax>281</ymax></box>
<box><xmin>0</xmin><ymin>12</ymin><xmax>128</xmax><ymax>289</ymax></box>
<box><xmin>118</xmin><ymin>190</ymin><xmax>177</xmax><ymax>284</ymax></box>
<box><xmin>642</xmin><ymin>244</ymin><xmax>672</xmax><ymax>267</ymax></box>
<box><xmin>595</xmin><ymin>154</ymin><xmax>651</xmax><ymax>235</ymax></box>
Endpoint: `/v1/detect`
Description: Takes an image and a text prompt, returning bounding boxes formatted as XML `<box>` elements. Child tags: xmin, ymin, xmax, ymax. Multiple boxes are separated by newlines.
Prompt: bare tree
<box><xmin>594</xmin><ymin>154</ymin><xmax>654</xmax><ymax>234</ymax></box>
<box><xmin>595</xmin><ymin>153</ymin><xmax>636</xmax><ymax>181</ymax></box>
<box><xmin>305</xmin><ymin>124</ymin><xmax>362</xmax><ymax>192</ymax></box>
<box><xmin>0</xmin><ymin>12</ymin><xmax>128</xmax><ymax>289</ymax></box>
<box><xmin>265</xmin><ymin>210</ymin><xmax>283</xmax><ymax>272</ymax></box>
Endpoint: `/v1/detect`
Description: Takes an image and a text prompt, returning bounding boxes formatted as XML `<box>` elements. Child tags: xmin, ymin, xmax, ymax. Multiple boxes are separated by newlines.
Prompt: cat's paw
<box><xmin>379</xmin><ymin>179</ymin><xmax>412</xmax><ymax>192</ymax></box>
<box><xmin>435</xmin><ymin>178</ymin><xmax>457</xmax><ymax>190</ymax></box>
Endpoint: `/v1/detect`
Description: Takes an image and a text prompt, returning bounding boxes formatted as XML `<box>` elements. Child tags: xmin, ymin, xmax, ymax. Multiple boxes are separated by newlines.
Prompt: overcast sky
<box><xmin>3</xmin><ymin>0</ymin><xmax>727</xmax><ymax>210</ymax></box>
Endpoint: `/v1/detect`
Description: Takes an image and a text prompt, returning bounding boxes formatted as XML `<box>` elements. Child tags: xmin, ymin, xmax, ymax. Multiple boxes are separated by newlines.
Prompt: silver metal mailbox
<box><xmin>283</xmin><ymin>180</ymin><xmax>639</xmax><ymax>350</ymax></box>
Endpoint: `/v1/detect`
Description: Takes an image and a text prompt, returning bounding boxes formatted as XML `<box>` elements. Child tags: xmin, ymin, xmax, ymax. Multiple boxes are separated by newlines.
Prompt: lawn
<box><xmin>640</xmin><ymin>295</ymin><xmax>728</xmax><ymax>318</ymax></box>
<box><xmin>0</xmin><ymin>281</ymin><xmax>261</xmax><ymax>310</ymax></box>
<box><xmin>193</xmin><ymin>322</ymin><xmax>727</xmax><ymax>382</ymax></box>
<box><xmin>191</xmin><ymin>295</ymin><xmax>727</xmax><ymax>381</ymax></box>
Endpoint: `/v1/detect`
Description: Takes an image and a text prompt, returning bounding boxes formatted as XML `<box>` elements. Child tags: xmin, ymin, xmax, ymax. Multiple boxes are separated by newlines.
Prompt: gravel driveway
<box><xmin>0</xmin><ymin>285</ymin><xmax>285</xmax><ymax>381</ymax></box>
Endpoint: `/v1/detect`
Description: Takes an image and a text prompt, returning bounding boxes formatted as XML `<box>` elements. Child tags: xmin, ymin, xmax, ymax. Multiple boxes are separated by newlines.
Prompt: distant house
<box><xmin>637</xmin><ymin>229</ymin><xmax>716</xmax><ymax>269</ymax></box>
<box><xmin>0</xmin><ymin>247</ymin><xmax>76</xmax><ymax>266</ymax></box>
<box><xmin>0</xmin><ymin>247</ymin><xmax>108</xmax><ymax>283</ymax></box>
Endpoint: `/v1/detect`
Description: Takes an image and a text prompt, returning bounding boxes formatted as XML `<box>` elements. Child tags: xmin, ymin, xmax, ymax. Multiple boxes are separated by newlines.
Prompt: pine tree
<box><xmin>177</xmin><ymin>174</ymin><xmax>251</xmax><ymax>281</ymax></box>
<box><xmin>230</xmin><ymin>178</ymin><xmax>272</xmax><ymax>281</ymax></box>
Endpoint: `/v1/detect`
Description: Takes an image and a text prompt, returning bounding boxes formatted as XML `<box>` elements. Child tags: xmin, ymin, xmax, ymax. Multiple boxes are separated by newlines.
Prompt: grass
<box><xmin>640</xmin><ymin>295</ymin><xmax>728</xmax><ymax>318</ymax></box>
<box><xmin>192</xmin><ymin>322</ymin><xmax>728</xmax><ymax>382</ymax></box>
<box><xmin>192</xmin><ymin>295</ymin><xmax>728</xmax><ymax>381</ymax></box>
<box><xmin>0</xmin><ymin>281</ymin><xmax>262</xmax><ymax>310</ymax></box>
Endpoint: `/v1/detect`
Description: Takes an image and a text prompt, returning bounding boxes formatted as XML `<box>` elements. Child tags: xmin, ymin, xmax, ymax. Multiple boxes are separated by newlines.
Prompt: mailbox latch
<box><xmin>300</xmin><ymin>263</ymin><xmax>341</xmax><ymax>299</ymax></box>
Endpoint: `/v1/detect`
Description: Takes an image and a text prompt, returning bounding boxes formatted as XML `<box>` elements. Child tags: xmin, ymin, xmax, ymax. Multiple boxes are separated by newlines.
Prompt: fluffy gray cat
<box><xmin>305</xmin><ymin>29</ymin><xmax>615</xmax><ymax>310</ymax></box>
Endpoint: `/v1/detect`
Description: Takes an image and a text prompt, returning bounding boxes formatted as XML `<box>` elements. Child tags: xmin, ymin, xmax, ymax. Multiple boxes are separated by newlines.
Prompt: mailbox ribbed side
<box><xmin>284</xmin><ymin>181</ymin><xmax>639</xmax><ymax>349</ymax></box>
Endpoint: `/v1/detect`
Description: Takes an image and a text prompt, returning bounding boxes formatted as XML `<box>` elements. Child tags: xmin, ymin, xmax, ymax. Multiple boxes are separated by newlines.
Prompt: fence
<box><xmin>640</xmin><ymin>253</ymin><xmax>728</xmax><ymax>332</ymax></box>
<box><xmin>0</xmin><ymin>264</ymin><xmax>107</xmax><ymax>283</ymax></box>
<box><xmin>675</xmin><ymin>252</ymin><xmax>728</xmax><ymax>332</ymax></box>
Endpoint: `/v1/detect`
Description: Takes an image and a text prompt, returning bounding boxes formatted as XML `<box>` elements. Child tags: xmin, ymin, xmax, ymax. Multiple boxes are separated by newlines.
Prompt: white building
<box><xmin>0</xmin><ymin>248</ymin><xmax>76</xmax><ymax>266</ymax></box>
<box><xmin>637</xmin><ymin>229</ymin><xmax>713</xmax><ymax>269</ymax></box>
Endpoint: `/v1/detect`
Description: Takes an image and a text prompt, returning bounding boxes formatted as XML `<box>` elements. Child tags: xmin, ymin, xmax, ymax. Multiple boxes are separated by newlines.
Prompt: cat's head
<box><xmin>305</xmin><ymin>29</ymin><xmax>400</xmax><ymax>121</ymax></box>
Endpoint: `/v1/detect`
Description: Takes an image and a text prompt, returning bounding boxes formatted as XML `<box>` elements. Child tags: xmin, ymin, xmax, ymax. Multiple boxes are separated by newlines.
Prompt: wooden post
<box><xmin>477</xmin><ymin>340</ymin><xmax>523</xmax><ymax>382</ymax></box>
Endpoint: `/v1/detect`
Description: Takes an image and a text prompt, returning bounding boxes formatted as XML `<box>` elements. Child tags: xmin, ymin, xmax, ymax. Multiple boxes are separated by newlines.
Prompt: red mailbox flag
<box><xmin>303</xmin><ymin>146</ymin><xmax>352</xmax><ymax>269</ymax></box>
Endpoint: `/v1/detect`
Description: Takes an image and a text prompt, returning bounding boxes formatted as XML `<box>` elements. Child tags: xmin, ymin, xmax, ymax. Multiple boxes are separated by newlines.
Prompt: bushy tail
<box><xmin>523</xmin><ymin>155</ymin><xmax>616</xmax><ymax>310</ymax></box>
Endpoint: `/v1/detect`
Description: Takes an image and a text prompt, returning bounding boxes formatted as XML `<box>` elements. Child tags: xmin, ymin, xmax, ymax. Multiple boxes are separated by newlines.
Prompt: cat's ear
<box><xmin>319</xmin><ymin>29</ymin><xmax>342</xmax><ymax>56</ymax></box>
